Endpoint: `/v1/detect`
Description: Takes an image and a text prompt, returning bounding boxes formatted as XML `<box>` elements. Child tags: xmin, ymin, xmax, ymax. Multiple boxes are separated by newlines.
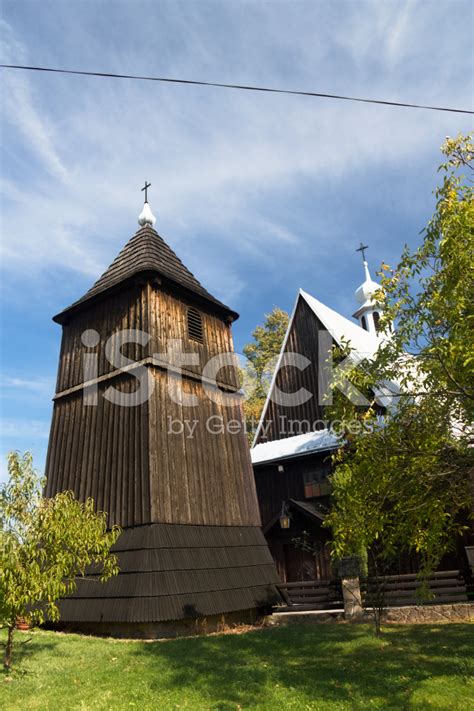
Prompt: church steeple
<box><xmin>352</xmin><ymin>243</ymin><xmax>383</xmax><ymax>334</ymax></box>
<box><xmin>45</xmin><ymin>193</ymin><xmax>278</xmax><ymax>634</ymax></box>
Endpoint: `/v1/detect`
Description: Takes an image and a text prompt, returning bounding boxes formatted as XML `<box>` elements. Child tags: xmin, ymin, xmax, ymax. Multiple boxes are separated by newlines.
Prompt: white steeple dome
<box><xmin>352</xmin><ymin>246</ymin><xmax>383</xmax><ymax>335</ymax></box>
<box><xmin>354</xmin><ymin>261</ymin><xmax>381</xmax><ymax>307</ymax></box>
<box><xmin>138</xmin><ymin>201</ymin><xmax>156</xmax><ymax>227</ymax></box>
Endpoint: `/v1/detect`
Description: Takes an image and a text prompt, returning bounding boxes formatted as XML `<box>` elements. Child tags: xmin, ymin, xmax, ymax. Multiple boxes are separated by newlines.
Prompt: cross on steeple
<box><xmin>356</xmin><ymin>242</ymin><xmax>369</xmax><ymax>262</ymax></box>
<box><xmin>141</xmin><ymin>181</ymin><xmax>151</xmax><ymax>203</ymax></box>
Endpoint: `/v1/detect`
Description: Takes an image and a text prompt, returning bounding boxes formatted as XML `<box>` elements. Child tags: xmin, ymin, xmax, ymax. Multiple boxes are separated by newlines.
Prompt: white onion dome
<box><xmin>138</xmin><ymin>201</ymin><xmax>156</xmax><ymax>227</ymax></box>
<box><xmin>354</xmin><ymin>261</ymin><xmax>380</xmax><ymax>306</ymax></box>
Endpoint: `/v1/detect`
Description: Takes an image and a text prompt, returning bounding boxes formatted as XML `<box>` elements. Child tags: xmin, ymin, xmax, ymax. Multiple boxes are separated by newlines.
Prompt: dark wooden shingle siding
<box><xmin>59</xmin><ymin>586</ymin><xmax>277</xmax><ymax>623</ymax></box>
<box><xmin>59</xmin><ymin>524</ymin><xmax>280</xmax><ymax>622</ymax></box>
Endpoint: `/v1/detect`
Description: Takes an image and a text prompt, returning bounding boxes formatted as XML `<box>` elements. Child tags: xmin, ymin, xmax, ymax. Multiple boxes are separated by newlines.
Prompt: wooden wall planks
<box><xmin>45</xmin><ymin>376</ymin><xmax>151</xmax><ymax>528</ymax></box>
<box><xmin>55</xmin><ymin>283</ymin><xmax>239</xmax><ymax>395</ymax></box>
<box><xmin>253</xmin><ymin>453</ymin><xmax>330</xmax><ymax>528</ymax></box>
<box><xmin>46</xmin><ymin>277</ymin><xmax>256</xmax><ymax>529</ymax></box>
<box><xmin>255</xmin><ymin>296</ymin><xmax>328</xmax><ymax>443</ymax></box>
<box><xmin>148</xmin><ymin>372</ymin><xmax>260</xmax><ymax>527</ymax></box>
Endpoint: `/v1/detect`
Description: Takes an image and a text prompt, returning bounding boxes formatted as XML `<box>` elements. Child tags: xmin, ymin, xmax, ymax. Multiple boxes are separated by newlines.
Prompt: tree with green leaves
<box><xmin>0</xmin><ymin>451</ymin><xmax>120</xmax><ymax>670</ymax></box>
<box><xmin>325</xmin><ymin>134</ymin><xmax>474</xmax><ymax>610</ymax></box>
<box><xmin>242</xmin><ymin>306</ymin><xmax>289</xmax><ymax>442</ymax></box>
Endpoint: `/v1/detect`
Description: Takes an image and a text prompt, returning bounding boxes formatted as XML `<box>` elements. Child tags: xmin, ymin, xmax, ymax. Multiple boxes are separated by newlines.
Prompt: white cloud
<box><xmin>3</xmin><ymin>73</ymin><xmax>69</xmax><ymax>182</ymax></box>
<box><xmin>1</xmin><ymin>376</ymin><xmax>55</xmax><ymax>399</ymax></box>
<box><xmin>0</xmin><ymin>418</ymin><xmax>50</xmax><ymax>439</ymax></box>
<box><xmin>0</xmin><ymin>4</ymin><xmax>471</xmax><ymax>302</ymax></box>
<box><xmin>0</xmin><ymin>21</ymin><xmax>69</xmax><ymax>183</ymax></box>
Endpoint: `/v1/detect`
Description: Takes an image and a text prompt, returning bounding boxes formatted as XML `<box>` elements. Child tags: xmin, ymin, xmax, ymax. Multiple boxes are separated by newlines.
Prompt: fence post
<box><xmin>341</xmin><ymin>577</ymin><xmax>363</xmax><ymax>618</ymax></box>
<box><xmin>338</xmin><ymin>557</ymin><xmax>363</xmax><ymax>619</ymax></box>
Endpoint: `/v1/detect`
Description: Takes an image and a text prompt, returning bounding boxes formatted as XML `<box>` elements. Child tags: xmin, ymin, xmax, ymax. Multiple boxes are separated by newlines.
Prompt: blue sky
<box><xmin>0</xmin><ymin>0</ymin><xmax>473</xmax><ymax>481</ymax></box>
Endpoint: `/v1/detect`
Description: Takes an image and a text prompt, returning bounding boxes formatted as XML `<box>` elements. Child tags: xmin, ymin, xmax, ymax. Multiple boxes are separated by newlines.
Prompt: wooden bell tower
<box><xmin>45</xmin><ymin>192</ymin><xmax>278</xmax><ymax>634</ymax></box>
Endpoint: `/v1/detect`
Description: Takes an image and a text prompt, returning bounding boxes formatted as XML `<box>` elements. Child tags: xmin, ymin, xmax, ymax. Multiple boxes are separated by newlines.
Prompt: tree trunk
<box><xmin>4</xmin><ymin>625</ymin><xmax>14</xmax><ymax>670</ymax></box>
<box><xmin>369</xmin><ymin>550</ymin><xmax>385</xmax><ymax>636</ymax></box>
<box><xmin>374</xmin><ymin>607</ymin><xmax>382</xmax><ymax>636</ymax></box>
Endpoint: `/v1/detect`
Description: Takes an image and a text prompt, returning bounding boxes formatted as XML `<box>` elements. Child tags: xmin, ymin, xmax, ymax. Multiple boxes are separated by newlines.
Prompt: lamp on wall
<box><xmin>279</xmin><ymin>501</ymin><xmax>290</xmax><ymax>529</ymax></box>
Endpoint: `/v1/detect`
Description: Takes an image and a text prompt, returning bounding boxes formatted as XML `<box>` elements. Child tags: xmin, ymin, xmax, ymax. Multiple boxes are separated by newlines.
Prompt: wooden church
<box><xmin>250</xmin><ymin>252</ymin><xmax>473</xmax><ymax>585</ymax></box>
<box><xmin>44</xmin><ymin>189</ymin><xmax>279</xmax><ymax>636</ymax></box>
<box><xmin>250</xmin><ymin>251</ymin><xmax>385</xmax><ymax>583</ymax></box>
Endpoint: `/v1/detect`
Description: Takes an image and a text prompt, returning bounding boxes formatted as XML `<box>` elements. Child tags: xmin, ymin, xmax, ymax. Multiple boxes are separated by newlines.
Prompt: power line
<box><xmin>1</xmin><ymin>63</ymin><xmax>472</xmax><ymax>115</ymax></box>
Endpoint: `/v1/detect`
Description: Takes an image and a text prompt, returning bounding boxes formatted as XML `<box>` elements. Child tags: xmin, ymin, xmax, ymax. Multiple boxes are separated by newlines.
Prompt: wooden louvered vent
<box><xmin>187</xmin><ymin>307</ymin><xmax>204</xmax><ymax>343</ymax></box>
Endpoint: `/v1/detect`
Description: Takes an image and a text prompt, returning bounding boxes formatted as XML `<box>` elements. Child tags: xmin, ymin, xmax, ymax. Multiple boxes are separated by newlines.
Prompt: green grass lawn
<box><xmin>1</xmin><ymin>623</ymin><xmax>473</xmax><ymax>710</ymax></box>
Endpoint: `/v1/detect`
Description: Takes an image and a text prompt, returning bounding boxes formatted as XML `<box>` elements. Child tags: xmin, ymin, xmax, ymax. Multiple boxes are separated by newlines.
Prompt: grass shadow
<box><xmin>1</xmin><ymin>629</ymin><xmax>56</xmax><ymax>678</ymax></box>
<box><xmin>131</xmin><ymin>622</ymin><xmax>474</xmax><ymax>709</ymax></box>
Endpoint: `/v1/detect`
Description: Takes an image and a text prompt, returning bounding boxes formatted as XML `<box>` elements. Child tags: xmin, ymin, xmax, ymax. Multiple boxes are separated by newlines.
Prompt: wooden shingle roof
<box><xmin>54</xmin><ymin>225</ymin><xmax>238</xmax><ymax>323</ymax></box>
<box><xmin>59</xmin><ymin>523</ymin><xmax>280</xmax><ymax>623</ymax></box>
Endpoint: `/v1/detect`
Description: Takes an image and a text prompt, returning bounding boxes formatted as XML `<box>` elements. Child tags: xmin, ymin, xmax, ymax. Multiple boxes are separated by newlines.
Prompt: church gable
<box><xmin>254</xmin><ymin>294</ymin><xmax>326</xmax><ymax>444</ymax></box>
<box><xmin>253</xmin><ymin>289</ymin><xmax>382</xmax><ymax>445</ymax></box>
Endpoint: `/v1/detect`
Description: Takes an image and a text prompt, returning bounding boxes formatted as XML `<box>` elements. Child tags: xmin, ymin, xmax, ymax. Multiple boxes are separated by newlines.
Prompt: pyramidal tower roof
<box><xmin>54</xmin><ymin>198</ymin><xmax>238</xmax><ymax>323</ymax></box>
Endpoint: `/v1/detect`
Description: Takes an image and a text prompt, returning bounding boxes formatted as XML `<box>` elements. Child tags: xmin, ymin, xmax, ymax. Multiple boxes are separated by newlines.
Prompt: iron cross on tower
<box><xmin>356</xmin><ymin>242</ymin><xmax>369</xmax><ymax>262</ymax></box>
<box><xmin>141</xmin><ymin>181</ymin><xmax>151</xmax><ymax>203</ymax></box>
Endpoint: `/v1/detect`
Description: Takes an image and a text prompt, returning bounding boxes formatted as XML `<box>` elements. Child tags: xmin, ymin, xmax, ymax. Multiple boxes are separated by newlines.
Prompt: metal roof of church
<box><xmin>53</xmin><ymin>224</ymin><xmax>238</xmax><ymax>323</ymax></box>
<box><xmin>251</xmin><ymin>428</ymin><xmax>340</xmax><ymax>465</ymax></box>
<box><xmin>299</xmin><ymin>289</ymin><xmax>382</xmax><ymax>361</ymax></box>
